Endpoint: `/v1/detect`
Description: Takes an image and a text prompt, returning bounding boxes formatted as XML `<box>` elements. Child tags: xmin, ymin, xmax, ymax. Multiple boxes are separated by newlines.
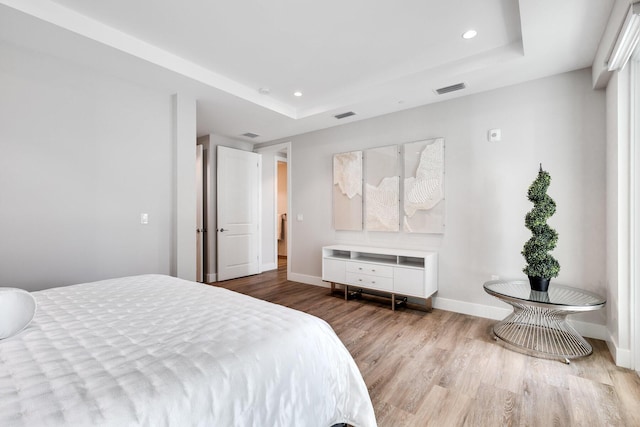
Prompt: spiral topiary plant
<box><xmin>522</xmin><ymin>164</ymin><xmax>560</xmax><ymax>292</ymax></box>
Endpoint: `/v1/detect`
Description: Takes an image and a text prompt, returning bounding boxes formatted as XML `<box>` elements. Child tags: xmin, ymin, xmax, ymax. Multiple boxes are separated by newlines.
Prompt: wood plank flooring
<box><xmin>212</xmin><ymin>262</ymin><xmax>640</xmax><ymax>427</ymax></box>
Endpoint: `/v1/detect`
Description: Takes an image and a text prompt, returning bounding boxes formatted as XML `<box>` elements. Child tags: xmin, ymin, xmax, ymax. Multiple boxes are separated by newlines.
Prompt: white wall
<box><xmin>173</xmin><ymin>94</ymin><xmax>197</xmax><ymax>281</ymax></box>
<box><xmin>0</xmin><ymin>41</ymin><xmax>175</xmax><ymax>291</ymax></box>
<box><xmin>263</xmin><ymin>69</ymin><xmax>607</xmax><ymax>332</ymax></box>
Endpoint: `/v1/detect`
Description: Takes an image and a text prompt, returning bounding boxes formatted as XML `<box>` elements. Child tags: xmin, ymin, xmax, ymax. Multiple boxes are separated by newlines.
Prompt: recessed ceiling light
<box><xmin>293</xmin><ymin>91</ymin><xmax>303</xmax><ymax>97</ymax></box>
<box><xmin>462</xmin><ymin>29</ymin><xmax>477</xmax><ymax>39</ymax></box>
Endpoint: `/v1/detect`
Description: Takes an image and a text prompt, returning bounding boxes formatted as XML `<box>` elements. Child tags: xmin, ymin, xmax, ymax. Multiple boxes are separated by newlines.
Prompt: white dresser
<box><xmin>322</xmin><ymin>245</ymin><xmax>438</xmax><ymax>310</ymax></box>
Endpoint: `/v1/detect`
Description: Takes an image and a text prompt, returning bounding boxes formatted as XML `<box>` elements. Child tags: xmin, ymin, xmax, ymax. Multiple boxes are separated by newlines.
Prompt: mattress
<box><xmin>0</xmin><ymin>274</ymin><xmax>376</xmax><ymax>427</ymax></box>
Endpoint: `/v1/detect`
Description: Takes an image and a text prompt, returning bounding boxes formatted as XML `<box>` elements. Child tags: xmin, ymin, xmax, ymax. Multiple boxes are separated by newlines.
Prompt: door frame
<box><xmin>256</xmin><ymin>142</ymin><xmax>292</xmax><ymax>280</ymax></box>
<box><xmin>196</xmin><ymin>143</ymin><xmax>204</xmax><ymax>282</ymax></box>
<box><xmin>275</xmin><ymin>155</ymin><xmax>288</xmax><ymax>266</ymax></box>
<box><xmin>631</xmin><ymin>54</ymin><xmax>639</xmax><ymax>372</ymax></box>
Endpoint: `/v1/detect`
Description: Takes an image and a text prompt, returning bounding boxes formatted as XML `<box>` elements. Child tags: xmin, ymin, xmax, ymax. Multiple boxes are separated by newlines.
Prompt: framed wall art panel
<box><xmin>365</xmin><ymin>145</ymin><xmax>399</xmax><ymax>231</ymax></box>
<box><xmin>403</xmin><ymin>138</ymin><xmax>445</xmax><ymax>233</ymax></box>
<box><xmin>333</xmin><ymin>150</ymin><xmax>363</xmax><ymax>230</ymax></box>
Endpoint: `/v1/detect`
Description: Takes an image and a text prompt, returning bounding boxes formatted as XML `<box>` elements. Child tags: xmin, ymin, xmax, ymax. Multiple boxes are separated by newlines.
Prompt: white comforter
<box><xmin>0</xmin><ymin>275</ymin><xmax>376</xmax><ymax>427</ymax></box>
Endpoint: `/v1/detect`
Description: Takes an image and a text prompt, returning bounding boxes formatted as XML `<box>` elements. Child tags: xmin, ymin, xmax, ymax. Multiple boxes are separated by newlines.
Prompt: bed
<box><xmin>0</xmin><ymin>274</ymin><xmax>377</xmax><ymax>426</ymax></box>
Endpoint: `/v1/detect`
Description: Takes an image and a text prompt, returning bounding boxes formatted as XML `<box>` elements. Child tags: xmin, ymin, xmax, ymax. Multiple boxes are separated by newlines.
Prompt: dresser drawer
<box><xmin>346</xmin><ymin>261</ymin><xmax>393</xmax><ymax>278</ymax></box>
<box><xmin>346</xmin><ymin>272</ymin><xmax>393</xmax><ymax>291</ymax></box>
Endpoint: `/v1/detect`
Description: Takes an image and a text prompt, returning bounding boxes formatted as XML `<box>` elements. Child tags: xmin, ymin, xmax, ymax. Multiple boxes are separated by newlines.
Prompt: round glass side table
<box><xmin>483</xmin><ymin>280</ymin><xmax>606</xmax><ymax>364</ymax></box>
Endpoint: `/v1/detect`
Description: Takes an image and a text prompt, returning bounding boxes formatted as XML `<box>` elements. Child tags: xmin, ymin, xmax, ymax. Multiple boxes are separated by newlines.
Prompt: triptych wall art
<box><xmin>332</xmin><ymin>138</ymin><xmax>445</xmax><ymax>234</ymax></box>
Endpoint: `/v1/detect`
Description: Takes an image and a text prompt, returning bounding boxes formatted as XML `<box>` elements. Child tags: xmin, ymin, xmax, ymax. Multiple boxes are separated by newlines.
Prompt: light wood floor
<box><xmin>213</xmin><ymin>262</ymin><xmax>640</xmax><ymax>427</ymax></box>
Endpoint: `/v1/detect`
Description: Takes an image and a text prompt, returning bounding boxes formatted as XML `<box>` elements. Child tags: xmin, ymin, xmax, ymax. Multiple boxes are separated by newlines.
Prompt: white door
<box><xmin>196</xmin><ymin>144</ymin><xmax>204</xmax><ymax>282</ymax></box>
<box><xmin>217</xmin><ymin>146</ymin><xmax>261</xmax><ymax>281</ymax></box>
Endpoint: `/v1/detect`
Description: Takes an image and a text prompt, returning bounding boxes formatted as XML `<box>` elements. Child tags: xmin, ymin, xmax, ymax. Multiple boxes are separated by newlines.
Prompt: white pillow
<box><xmin>0</xmin><ymin>288</ymin><xmax>37</xmax><ymax>340</ymax></box>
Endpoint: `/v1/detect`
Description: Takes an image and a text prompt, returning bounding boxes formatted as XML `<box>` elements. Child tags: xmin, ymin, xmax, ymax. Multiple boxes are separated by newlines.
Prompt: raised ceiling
<box><xmin>0</xmin><ymin>0</ymin><xmax>614</xmax><ymax>142</ymax></box>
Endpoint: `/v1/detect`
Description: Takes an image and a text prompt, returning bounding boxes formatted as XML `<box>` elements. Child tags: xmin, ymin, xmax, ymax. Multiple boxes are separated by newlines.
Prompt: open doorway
<box><xmin>255</xmin><ymin>142</ymin><xmax>291</xmax><ymax>279</ymax></box>
<box><xmin>276</xmin><ymin>156</ymin><xmax>288</xmax><ymax>270</ymax></box>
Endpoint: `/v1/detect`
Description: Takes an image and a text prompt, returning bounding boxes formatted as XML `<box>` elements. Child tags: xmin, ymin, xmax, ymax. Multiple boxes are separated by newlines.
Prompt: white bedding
<box><xmin>0</xmin><ymin>274</ymin><xmax>376</xmax><ymax>427</ymax></box>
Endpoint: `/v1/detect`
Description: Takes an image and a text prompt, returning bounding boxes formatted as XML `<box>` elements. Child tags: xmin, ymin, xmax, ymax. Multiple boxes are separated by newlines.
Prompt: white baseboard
<box><xmin>569</xmin><ymin>320</ymin><xmax>609</xmax><ymax>341</ymax></box>
<box><xmin>433</xmin><ymin>296</ymin><xmax>607</xmax><ymax>340</ymax></box>
<box><xmin>206</xmin><ymin>273</ymin><xmax>217</xmax><ymax>283</ymax></box>
<box><xmin>261</xmin><ymin>263</ymin><xmax>277</xmax><ymax>272</ymax></box>
<box><xmin>292</xmin><ymin>274</ymin><xmax>611</xmax><ymax>341</ymax></box>
<box><xmin>289</xmin><ymin>272</ymin><xmax>329</xmax><ymax>288</ymax></box>
<box><xmin>432</xmin><ymin>296</ymin><xmax>511</xmax><ymax>320</ymax></box>
<box><xmin>606</xmin><ymin>334</ymin><xmax>632</xmax><ymax>369</ymax></box>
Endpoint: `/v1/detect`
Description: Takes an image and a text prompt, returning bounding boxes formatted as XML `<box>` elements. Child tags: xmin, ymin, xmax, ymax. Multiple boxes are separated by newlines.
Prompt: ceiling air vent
<box><xmin>435</xmin><ymin>82</ymin><xmax>466</xmax><ymax>95</ymax></box>
<box><xmin>334</xmin><ymin>111</ymin><xmax>356</xmax><ymax>119</ymax></box>
<box><xmin>241</xmin><ymin>132</ymin><xmax>260</xmax><ymax>138</ymax></box>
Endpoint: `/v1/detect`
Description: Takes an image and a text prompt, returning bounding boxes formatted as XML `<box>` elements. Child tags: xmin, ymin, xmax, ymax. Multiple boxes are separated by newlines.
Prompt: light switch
<box><xmin>488</xmin><ymin>128</ymin><xmax>501</xmax><ymax>142</ymax></box>
<box><xmin>296</xmin><ymin>213</ymin><xmax>303</xmax><ymax>221</ymax></box>
<box><xmin>140</xmin><ymin>213</ymin><xmax>149</xmax><ymax>224</ymax></box>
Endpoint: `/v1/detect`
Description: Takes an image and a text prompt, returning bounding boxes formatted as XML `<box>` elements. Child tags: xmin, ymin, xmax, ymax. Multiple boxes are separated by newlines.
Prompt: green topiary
<box><xmin>522</xmin><ymin>165</ymin><xmax>560</xmax><ymax>279</ymax></box>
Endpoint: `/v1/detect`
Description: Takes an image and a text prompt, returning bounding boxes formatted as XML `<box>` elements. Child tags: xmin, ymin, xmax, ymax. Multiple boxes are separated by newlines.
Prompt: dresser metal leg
<box><xmin>425</xmin><ymin>297</ymin><xmax>433</xmax><ymax>312</ymax></box>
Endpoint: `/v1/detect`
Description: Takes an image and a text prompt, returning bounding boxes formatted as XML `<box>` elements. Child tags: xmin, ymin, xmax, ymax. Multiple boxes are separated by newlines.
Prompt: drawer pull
<box><xmin>372</xmin><ymin>269</ymin><xmax>376</xmax><ymax>272</ymax></box>
<box><xmin>358</xmin><ymin>267</ymin><xmax>363</xmax><ymax>270</ymax></box>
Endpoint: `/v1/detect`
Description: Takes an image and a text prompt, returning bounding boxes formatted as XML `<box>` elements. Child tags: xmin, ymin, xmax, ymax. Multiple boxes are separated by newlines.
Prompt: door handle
<box><xmin>219</xmin><ymin>228</ymin><xmax>226</xmax><ymax>232</ymax></box>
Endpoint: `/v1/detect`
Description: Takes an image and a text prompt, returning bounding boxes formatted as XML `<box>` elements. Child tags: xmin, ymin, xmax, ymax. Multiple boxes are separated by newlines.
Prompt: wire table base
<box><xmin>492</xmin><ymin>303</ymin><xmax>592</xmax><ymax>363</ymax></box>
<box><xmin>483</xmin><ymin>280</ymin><xmax>606</xmax><ymax>364</ymax></box>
